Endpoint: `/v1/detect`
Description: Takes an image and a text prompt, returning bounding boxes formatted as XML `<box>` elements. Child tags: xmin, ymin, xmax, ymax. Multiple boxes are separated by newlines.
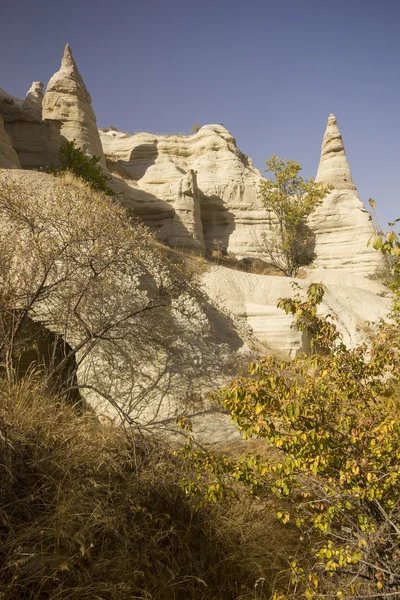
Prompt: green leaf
<box><xmin>372</xmin><ymin>236</ymin><xmax>383</xmax><ymax>250</ymax></box>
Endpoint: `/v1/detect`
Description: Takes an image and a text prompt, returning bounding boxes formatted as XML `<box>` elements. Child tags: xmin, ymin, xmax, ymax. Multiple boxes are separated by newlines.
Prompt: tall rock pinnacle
<box><xmin>308</xmin><ymin>113</ymin><xmax>384</xmax><ymax>274</ymax></box>
<box><xmin>43</xmin><ymin>44</ymin><xmax>105</xmax><ymax>165</ymax></box>
<box><xmin>315</xmin><ymin>113</ymin><xmax>356</xmax><ymax>190</ymax></box>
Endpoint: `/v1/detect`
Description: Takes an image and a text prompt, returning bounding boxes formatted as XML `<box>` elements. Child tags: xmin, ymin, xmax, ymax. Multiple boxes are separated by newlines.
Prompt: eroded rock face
<box><xmin>101</xmin><ymin>119</ymin><xmax>381</xmax><ymax>274</ymax></box>
<box><xmin>169</xmin><ymin>169</ymin><xmax>205</xmax><ymax>253</ymax></box>
<box><xmin>0</xmin><ymin>83</ymin><xmax>62</xmax><ymax>169</ymax></box>
<box><xmin>22</xmin><ymin>82</ymin><xmax>44</xmax><ymax>122</ymax></box>
<box><xmin>0</xmin><ymin>168</ymin><xmax>393</xmax><ymax>441</ymax></box>
<box><xmin>100</xmin><ymin>125</ymin><xmax>267</xmax><ymax>256</ymax></box>
<box><xmin>0</xmin><ymin>168</ymin><xmax>260</xmax><ymax>442</ymax></box>
<box><xmin>0</xmin><ymin>115</ymin><xmax>20</xmax><ymax>168</ymax></box>
<box><xmin>309</xmin><ymin>114</ymin><xmax>383</xmax><ymax>274</ymax></box>
<box><xmin>202</xmin><ymin>266</ymin><xmax>392</xmax><ymax>357</ymax></box>
<box><xmin>43</xmin><ymin>44</ymin><xmax>105</xmax><ymax>165</ymax></box>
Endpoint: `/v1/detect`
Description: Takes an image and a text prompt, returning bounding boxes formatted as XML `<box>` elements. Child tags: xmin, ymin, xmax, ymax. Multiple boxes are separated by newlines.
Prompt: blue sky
<box><xmin>1</xmin><ymin>0</ymin><xmax>399</xmax><ymax>228</ymax></box>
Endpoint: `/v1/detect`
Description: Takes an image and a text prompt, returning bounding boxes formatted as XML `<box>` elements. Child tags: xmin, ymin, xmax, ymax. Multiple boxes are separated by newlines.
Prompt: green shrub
<box><xmin>51</xmin><ymin>140</ymin><xmax>113</xmax><ymax>195</ymax></box>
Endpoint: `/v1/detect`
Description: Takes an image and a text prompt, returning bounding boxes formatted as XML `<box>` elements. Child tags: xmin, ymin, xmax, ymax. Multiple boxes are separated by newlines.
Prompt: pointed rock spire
<box><xmin>43</xmin><ymin>44</ymin><xmax>105</xmax><ymax>165</ymax></box>
<box><xmin>45</xmin><ymin>43</ymin><xmax>91</xmax><ymax>102</ymax></box>
<box><xmin>316</xmin><ymin>113</ymin><xmax>356</xmax><ymax>190</ymax></box>
<box><xmin>309</xmin><ymin>113</ymin><xmax>385</xmax><ymax>274</ymax></box>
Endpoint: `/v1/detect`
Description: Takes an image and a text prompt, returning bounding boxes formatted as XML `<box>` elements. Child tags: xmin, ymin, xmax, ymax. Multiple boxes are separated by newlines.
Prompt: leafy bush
<box><xmin>51</xmin><ymin>140</ymin><xmax>113</xmax><ymax>195</ymax></box>
<box><xmin>180</xmin><ymin>249</ymin><xmax>400</xmax><ymax>598</ymax></box>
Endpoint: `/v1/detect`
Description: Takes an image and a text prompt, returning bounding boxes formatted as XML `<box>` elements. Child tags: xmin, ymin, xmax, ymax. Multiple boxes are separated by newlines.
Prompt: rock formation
<box><xmin>0</xmin><ymin>115</ymin><xmax>21</xmax><ymax>168</ymax></box>
<box><xmin>169</xmin><ymin>169</ymin><xmax>205</xmax><ymax>253</ymax></box>
<box><xmin>100</xmin><ymin>119</ymin><xmax>382</xmax><ymax>274</ymax></box>
<box><xmin>43</xmin><ymin>44</ymin><xmax>105</xmax><ymax>166</ymax></box>
<box><xmin>22</xmin><ymin>81</ymin><xmax>44</xmax><ymax>121</ymax></box>
<box><xmin>0</xmin><ymin>167</ymin><xmax>391</xmax><ymax>440</ymax></box>
<box><xmin>0</xmin><ymin>84</ymin><xmax>62</xmax><ymax>169</ymax></box>
<box><xmin>100</xmin><ymin>124</ymin><xmax>266</xmax><ymax>255</ymax></box>
<box><xmin>203</xmin><ymin>266</ymin><xmax>391</xmax><ymax>356</ymax></box>
<box><xmin>308</xmin><ymin>114</ymin><xmax>383</xmax><ymax>274</ymax></box>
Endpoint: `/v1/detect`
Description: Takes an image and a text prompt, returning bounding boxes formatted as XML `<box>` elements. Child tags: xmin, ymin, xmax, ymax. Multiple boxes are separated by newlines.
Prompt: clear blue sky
<box><xmin>1</xmin><ymin>0</ymin><xmax>399</xmax><ymax>228</ymax></box>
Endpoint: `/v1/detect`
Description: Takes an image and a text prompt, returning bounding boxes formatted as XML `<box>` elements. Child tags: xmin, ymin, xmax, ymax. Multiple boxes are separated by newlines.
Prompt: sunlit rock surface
<box><xmin>308</xmin><ymin>114</ymin><xmax>383</xmax><ymax>274</ymax></box>
<box><xmin>100</xmin><ymin>125</ymin><xmax>267</xmax><ymax>255</ymax></box>
<box><xmin>43</xmin><ymin>44</ymin><xmax>105</xmax><ymax>166</ymax></box>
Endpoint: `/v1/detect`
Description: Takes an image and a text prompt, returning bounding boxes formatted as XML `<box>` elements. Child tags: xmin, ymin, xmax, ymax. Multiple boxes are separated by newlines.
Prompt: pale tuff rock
<box><xmin>0</xmin><ymin>83</ymin><xmax>44</xmax><ymax>123</ymax></box>
<box><xmin>316</xmin><ymin>113</ymin><xmax>356</xmax><ymax>190</ymax></box>
<box><xmin>101</xmin><ymin>120</ymin><xmax>382</xmax><ymax>274</ymax></box>
<box><xmin>0</xmin><ymin>88</ymin><xmax>24</xmax><ymax>121</ymax></box>
<box><xmin>202</xmin><ymin>266</ymin><xmax>392</xmax><ymax>357</ymax></box>
<box><xmin>0</xmin><ymin>168</ymin><xmax>392</xmax><ymax>441</ymax></box>
<box><xmin>4</xmin><ymin>119</ymin><xmax>62</xmax><ymax>170</ymax></box>
<box><xmin>22</xmin><ymin>82</ymin><xmax>44</xmax><ymax>122</ymax></box>
<box><xmin>100</xmin><ymin>124</ymin><xmax>266</xmax><ymax>255</ymax></box>
<box><xmin>0</xmin><ymin>83</ymin><xmax>62</xmax><ymax>169</ymax></box>
<box><xmin>0</xmin><ymin>115</ymin><xmax>21</xmax><ymax>168</ymax></box>
<box><xmin>170</xmin><ymin>169</ymin><xmax>205</xmax><ymax>253</ymax></box>
<box><xmin>308</xmin><ymin>114</ymin><xmax>384</xmax><ymax>274</ymax></box>
<box><xmin>0</xmin><ymin>168</ymin><xmax>257</xmax><ymax>442</ymax></box>
<box><xmin>43</xmin><ymin>44</ymin><xmax>105</xmax><ymax>165</ymax></box>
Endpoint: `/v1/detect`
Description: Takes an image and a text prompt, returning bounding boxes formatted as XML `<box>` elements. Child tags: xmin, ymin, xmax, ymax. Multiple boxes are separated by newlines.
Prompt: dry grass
<box><xmin>0</xmin><ymin>377</ymin><xmax>302</xmax><ymax>600</ymax></box>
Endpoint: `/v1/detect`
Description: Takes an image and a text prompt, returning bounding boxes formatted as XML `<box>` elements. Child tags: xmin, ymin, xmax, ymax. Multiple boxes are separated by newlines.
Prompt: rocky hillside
<box><xmin>1</xmin><ymin>43</ymin><xmax>383</xmax><ymax>273</ymax></box>
<box><xmin>0</xmin><ymin>44</ymin><xmax>391</xmax><ymax>438</ymax></box>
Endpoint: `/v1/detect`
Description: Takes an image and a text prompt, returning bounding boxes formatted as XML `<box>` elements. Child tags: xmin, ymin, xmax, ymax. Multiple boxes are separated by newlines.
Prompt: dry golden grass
<box><xmin>0</xmin><ymin>377</ymin><xmax>303</xmax><ymax>600</ymax></box>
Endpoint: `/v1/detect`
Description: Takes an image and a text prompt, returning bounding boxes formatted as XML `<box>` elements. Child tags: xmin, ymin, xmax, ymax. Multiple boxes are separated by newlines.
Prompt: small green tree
<box><xmin>51</xmin><ymin>140</ymin><xmax>114</xmax><ymax>195</ymax></box>
<box><xmin>258</xmin><ymin>155</ymin><xmax>332</xmax><ymax>276</ymax></box>
<box><xmin>191</xmin><ymin>123</ymin><xmax>201</xmax><ymax>134</ymax></box>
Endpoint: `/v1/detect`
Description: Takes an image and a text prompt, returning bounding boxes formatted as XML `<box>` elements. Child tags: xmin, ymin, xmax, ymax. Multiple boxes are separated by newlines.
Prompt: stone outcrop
<box><xmin>203</xmin><ymin>266</ymin><xmax>392</xmax><ymax>356</ymax></box>
<box><xmin>22</xmin><ymin>82</ymin><xmax>44</xmax><ymax>121</ymax></box>
<box><xmin>0</xmin><ymin>84</ymin><xmax>62</xmax><ymax>169</ymax></box>
<box><xmin>308</xmin><ymin>114</ymin><xmax>383</xmax><ymax>274</ymax></box>
<box><xmin>0</xmin><ymin>88</ymin><xmax>24</xmax><ymax>121</ymax></box>
<box><xmin>169</xmin><ymin>169</ymin><xmax>205</xmax><ymax>253</ymax></box>
<box><xmin>0</xmin><ymin>115</ymin><xmax>20</xmax><ymax>168</ymax></box>
<box><xmin>101</xmin><ymin>119</ymin><xmax>382</xmax><ymax>274</ymax></box>
<box><xmin>100</xmin><ymin>124</ymin><xmax>266</xmax><ymax>255</ymax></box>
<box><xmin>43</xmin><ymin>44</ymin><xmax>105</xmax><ymax>165</ymax></box>
<box><xmin>0</xmin><ymin>167</ymin><xmax>392</xmax><ymax>440</ymax></box>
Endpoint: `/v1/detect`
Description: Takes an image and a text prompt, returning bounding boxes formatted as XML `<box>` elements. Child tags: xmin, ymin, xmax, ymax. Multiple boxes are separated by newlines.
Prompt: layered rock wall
<box><xmin>100</xmin><ymin>118</ymin><xmax>381</xmax><ymax>273</ymax></box>
<box><xmin>0</xmin><ymin>43</ymin><xmax>386</xmax><ymax>274</ymax></box>
<box><xmin>100</xmin><ymin>125</ymin><xmax>267</xmax><ymax>255</ymax></box>
<box><xmin>0</xmin><ymin>84</ymin><xmax>62</xmax><ymax>169</ymax></box>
